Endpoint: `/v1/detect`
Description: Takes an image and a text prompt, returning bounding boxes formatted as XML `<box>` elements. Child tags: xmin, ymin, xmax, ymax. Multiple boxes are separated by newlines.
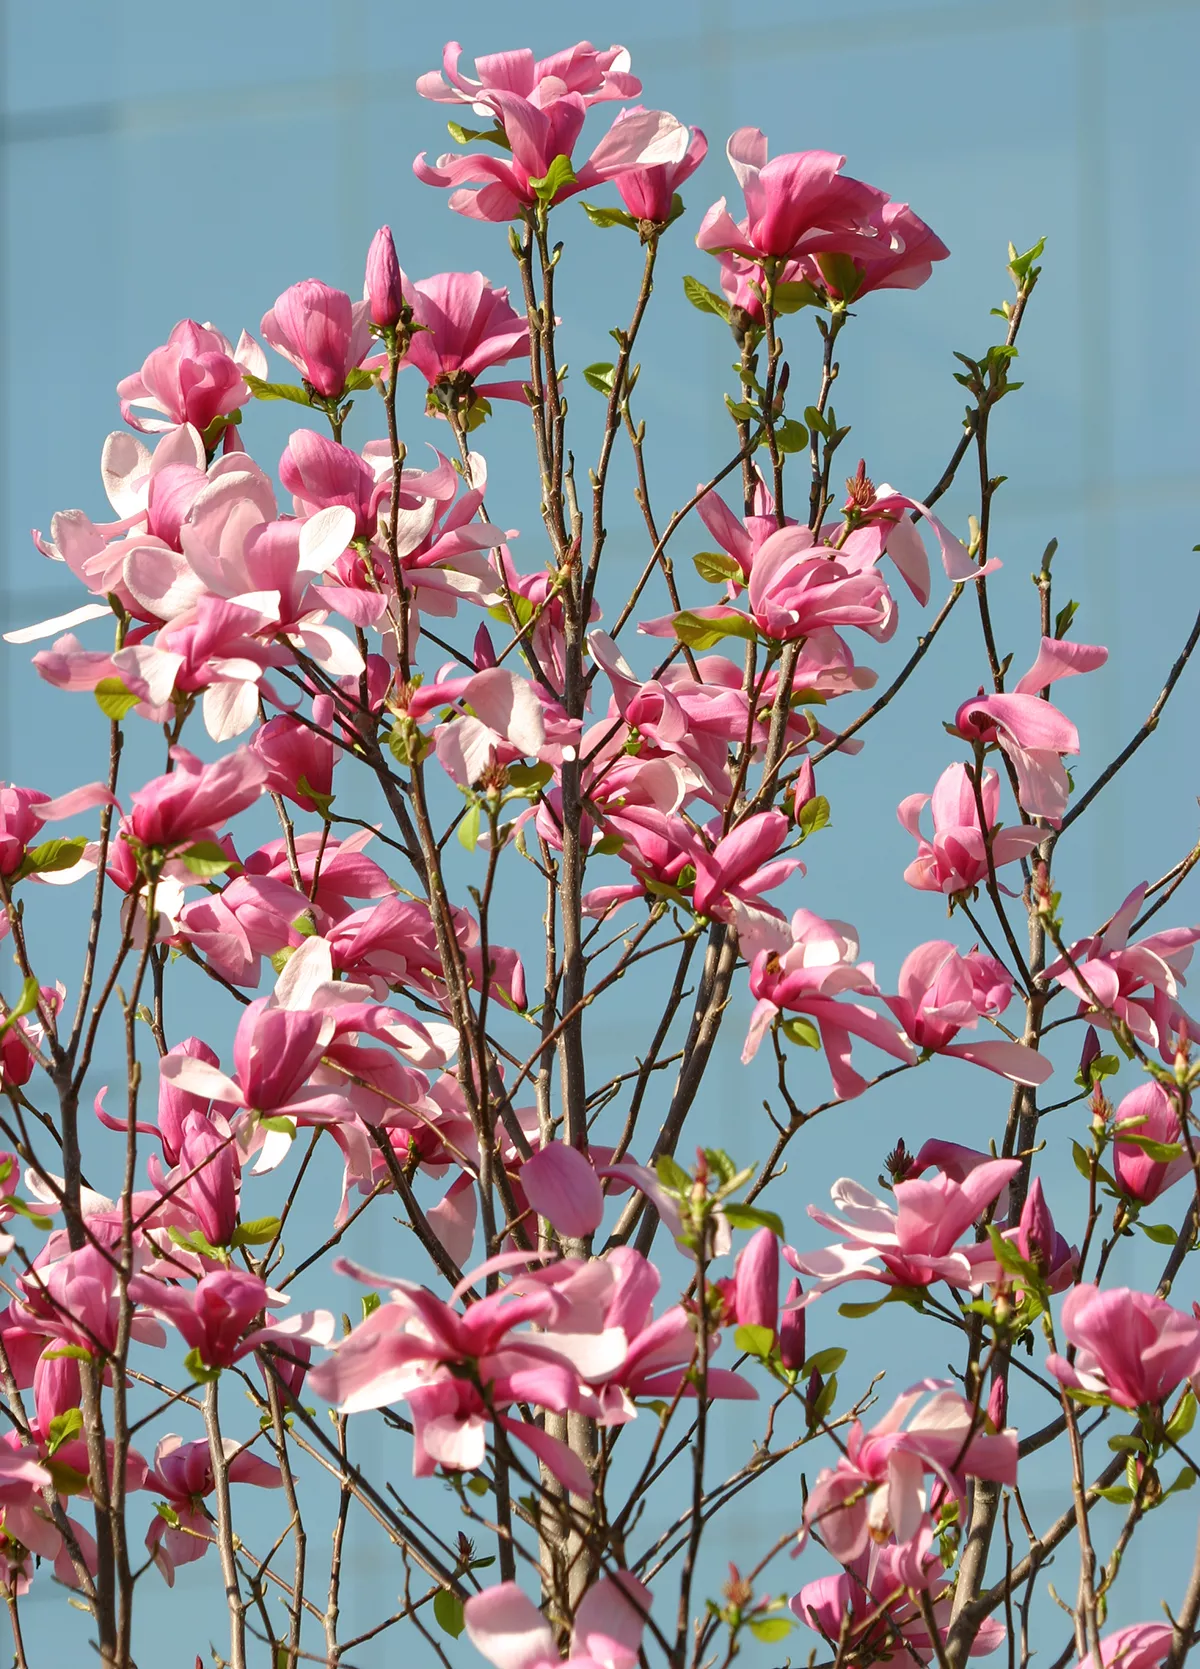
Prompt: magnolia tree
<box><xmin>1</xmin><ymin>31</ymin><xmax>1199</xmax><ymax>1669</ymax></box>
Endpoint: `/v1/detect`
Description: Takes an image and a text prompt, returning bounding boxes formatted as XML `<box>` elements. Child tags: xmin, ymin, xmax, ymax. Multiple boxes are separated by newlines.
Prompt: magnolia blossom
<box><xmin>400</xmin><ymin>271</ymin><xmax>531</xmax><ymax>407</ymax></box>
<box><xmin>145</xmin><ymin>1433</ymin><xmax>281</xmax><ymax>1584</ymax></box>
<box><xmin>1112</xmin><ymin>1082</ymin><xmax>1192</xmax><ymax>1203</ymax></box>
<box><xmin>787</xmin><ymin>1155</ymin><xmax>1020</xmax><ymax>1302</ymax></box>
<box><xmin>464</xmin><ymin>1572</ymin><xmax>650</xmax><ymax>1669</ymax></box>
<box><xmin>1075</xmin><ymin>1625</ymin><xmax>1174</xmax><ymax>1669</ymax></box>
<box><xmin>613</xmin><ymin>116</ymin><xmax>707</xmax><ymax>223</ymax></box>
<box><xmin>742</xmin><ymin>910</ymin><xmax>916</xmax><ymax>1099</ymax></box>
<box><xmin>953</xmin><ymin>636</ymin><xmax>1108</xmax><ymax>823</ymax></box>
<box><xmin>899</xmin><ymin>763</ymin><xmax>1040</xmax><ymax>896</ymax></box>
<box><xmin>417</xmin><ymin>41</ymin><xmax>642</xmax><ymax>110</ymax></box>
<box><xmin>261</xmin><ymin>279</ymin><xmax>377</xmax><ymax>398</ymax></box>
<box><xmin>799</xmin><ymin>1380</ymin><xmax>1017</xmax><ymax>1562</ymax></box>
<box><xmin>117</xmin><ymin>320</ymin><xmax>265</xmax><ymax>436</ymax></box>
<box><xmin>884</xmin><ymin>941</ymin><xmax>1052</xmax><ymax>1085</ymax></box>
<box><xmin>1046</xmin><ymin>1285</ymin><xmax>1200</xmax><ymax>1410</ymax></box>
<box><xmin>1044</xmin><ymin>883</ymin><xmax>1200</xmax><ymax>1058</ymax></box>
<box><xmin>128</xmin><ymin>1269</ymin><xmax>335</xmax><ymax>1373</ymax></box>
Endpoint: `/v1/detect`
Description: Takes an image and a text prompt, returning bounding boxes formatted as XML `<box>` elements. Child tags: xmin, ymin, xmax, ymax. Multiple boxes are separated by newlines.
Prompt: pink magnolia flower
<box><xmin>125</xmin><ymin>746</ymin><xmax>267</xmax><ymax>855</ymax></box>
<box><xmin>793</xmin><ymin>1534</ymin><xmax>1006</xmax><ymax>1667</ymax></box>
<box><xmin>1076</xmin><ymin>1625</ymin><xmax>1174</xmax><ymax>1669</ymax></box>
<box><xmin>953</xmin><ymin>636</ymin><xmax>1108</xmax><ymax>823</ymax></box>
<box><xmin>173</xmin><ymin>871</ymin><xmax>308</xmax><ymax>988</ymax></box>
<box><xmin>309</xmin><ymin>1253</ymin><xmax>628</xmax><ymax>1494</ymax></box>
<box><xmin>519</xmin><ymin>1143</ymin><xmax>605</xmax><ymax>1239</ymax></box>
<box><xmin>884</xmin><ymin>941</ymin><xmax>1052</xmax><ymax>1085</ymax></box>
<box><xmin>279</xmin><ymin>429</ymin><xmax>389</xmax><ymax>541</ymax></box>
<box><xmin>364</xmin><ymin>226</ymin><xmax>405</xmax><ymax>329</ymax></box>
<box><xmin>742</xmin><ymin>910</ymin><xmax>917</xmax><ymax>1100</ymax></box>
<box><xmin>426</xmin><ymin>666</ymin><xmax>554</xmax><ymax>787</ymax></box>
<box><xmin>613</xmin><ymin>117</ymin><xmax>707</xmax><ymax>224</ymax></box>
<box><xmin>899</xmin><ymin>763</ymin><xmax>1040</xmax><ymax>897</ymax></box>
<box><xmin>150</xmin><ymin>1109</ymin><xmax>240</xmax><ymax>1248</ymax></box>
<box><xmin>117</xmin><ymin>320</ymin><xmax>265</xmax><ymax>437</ymax></box>
<box><xmin>696</xmin><ymin>129</ymin><xmax>890</xmax><ymax>266</ymax></box>
<box><xmin>417</xmin><ymin>41</ymin><xmax>641</xmax><ymax>111</ymax></box>
<box><xmin>1046</xmin><ymin>1285</ymin><xmax>1200</xmax><ymax>1410</ymax></box>
<box><xmin>145</xmin><ymin>1432</ymin><xmax>281</xmax><ymax>1586</ymax></box>
<box><xmin>797</xmin><ymin>200</ymin><xmax>950</xmax><ymax>302</ymax></box>
<box><xmin>242</xmin><ymin>827</ymin><xmax>390</xmax><ymax>925</ymax></box>
<box><xmin>261</xmin><ymin>280</ymin><xmax>376</xmax><ymax>399</ymax></box>
<box><xmin>1011</xmin><ymin>1178</ymin><xmax>1077</xmax><ymax>1293</ymax></box>
<box><xmin>127</xmin><ymin>1269</ymin><xmax>334</xmax><ymax>1373</ymax></box>
<box><xmin>415</xmin><ymin>100</ymin><xmax>690</xmax><ymax>222</ymax></box>
<box><xmin>800</xmin><ymin>1381</ymin><xmax>1017</xmax><ymax>1563</ymax></box>
<box><xmin>401</xmin><ymin>272</ymin><xmax>531</xmax><ymax>408</ymax></box>
<box><xmin>1112</xmin><ymin>1082</ymin><xmax>1192</xmax><ymax>1204</ymax></box>
<box><xmin>463</xmin><ymin>1572</ymin><xmax>651</xmax><ymax>1669</ymax></box>
<box><xmin>1045</xmin><ymin>883</ymin><xmax>1200</xmax><ymax>1059</ymax></box>
<box><xmin>251</xmin><ymin>696</ymin><xmax>339</xmax><ymax>812</ymax></box>
<box><xmin>329</xmin><ymin>893</ymin><xmax>526</xmax><ymax>1012</ymax></box>
<box><xmin>691</xmin><ymin>810</ymin><xmax>803</xmax><ymax>954</ymax></box>
<box><xmin>787</xmin><ymin>1155</ymin><xmax>1020</xmax><ymax>1302</ymax></box>
<box><xmin>17</xmin><ymin>1245</ymin><xmax>167</xmax><ymax>1358</ymax></box>
<box><xmin>733</xmin><ymin>1227</ymin><xmax>779</xmax><ymax>1333</ymax></box>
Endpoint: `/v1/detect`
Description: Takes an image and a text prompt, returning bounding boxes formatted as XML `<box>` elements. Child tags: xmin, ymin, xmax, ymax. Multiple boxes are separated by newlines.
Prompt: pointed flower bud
<box><xmin>986</xmin><ymin>1376</ymin><xmax>1006</xmax><ymax>1432</ymax></box>
<box><xmin>778</xmin><ymin>1278</ymin><xmax>806</xmax><ymax>1371</ymax></box>
<box><xmin>365</xmin><ymin>226</ymin><xmax>405</xmax><ymax>329</ymax></box>
<box><xmin>733</xmin><ymin>1226</ymin><xmax>779</xmax><ymax>1334</ymax></box>
<box><xmin>1017</xmin><ymin>1176</ymin><xmax>1055</xmax><ymax>1268</ymax></box>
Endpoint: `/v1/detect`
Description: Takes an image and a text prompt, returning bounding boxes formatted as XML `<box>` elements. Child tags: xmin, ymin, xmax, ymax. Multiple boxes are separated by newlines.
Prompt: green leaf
<box><xmin>797</xmin><ymin>796</ymin><xmax>831</xmax><ymax>840</ymax></box>
<box><xmin>447</xmin><ymin>119</ymin><xmax>510</xmax><ymax>150</ymax></box>
<box><xmin>46</xmin><ymin>1407</ymin><xmax>84</xmax><ymax>1457</ymax></box>
<box><xmin>584</xmin><ymin>362</ymin><xmax>617</xmax><ymax>396</ymax></box>
<box><xmin>243</xmin><ymin>373</ymin><xmax>313</xmax><ymax>406</ymax></box>
<box><xmin>94</xmin><ymin>677</ymin><xmax>140</xmax><ymax>720</ymax></box>
<box><xmin>775</xmin><ymin>418</ymin><xmax>809</xmax><ymax>454</ymax></box>
<box><xmin>361</xmin><ymin>1291</ymin><xmax>382</xmax><ymax>1321</ymax></box>
<box><xmin>529</xmin><ymin>155</ymin><xmax>577</xmax><ymax>205</ymax></box>
<box><xmin>705</xmin><ymin>1148</ymin><xmax>737</xmax><ymax>1187</ymax></box>
<box><xmin>466</xmin><ymin>1474</ymin><xmax>491</xmax><ymax>1496</ymax></box>
<box><xmin>179</xmin><ymin>840</ymin><xmax>236</xmax><ymax>879</ymax></box>
<box><xmin>1075</xmin><ymin>1052</ymin><xmax>1120</xmax><ymax>1091</ymax></box>
<box><xmin>580</xmin><ymin>201</ymin><xmax>640</xmax><ymax>231</ymax></box>
<box><xmin>802</xmin><ymin>1347</ymin><xmax>847</xmax><ymax>1378</ymax></box>
<box><xmin>1107</xmin><ymin>1434</ymin><xmax>1148</xmax><ymax>1454</ymax></box>
<box><xmin>343</xmin><ymin>366</ymin><xmax>377</xmax><ymax>393</ymax></box>
<box><xmin>1071</xmin><ymin>1140</ymin><xmax>1095</xmax><ymax>1180</ymax></box>
<box><xmin>232</xmin><ymin>1216</ymin><xmax>282</xmax><ymax>1248</ymax></box>
<box><xmin>168</xmin><ymin>1225</ymin><xmax>228</xmax><ymax>1261</ymax></box>
<box><xmin>1165</xmin><ymin>1467</ymin><xmax>1197</xmax><ymax>1498</ymax></box>
<box><xmin>458</xmin><ymin>802</ymin><xmax>481</xmax><ymax>852</ymax></box>
<box><xmin>1168</xmin><ymin>1390</ymin><xmax>1197</xmax><ymax>1442</ymax></box>
<box><xmin>183</xmin><ymin>1347</ymin><xmax>222</xmax><ymax>1385</ymax></box>
<box><xmin>0</xmin><ymin>975</ymin><xmax>40</xmax><ymax>1037</ymax></box>
<box><xmin>1008</xmin><ymin>236</ymin><xmax>1047</xmax><ymax>284</ymax></box>
<box><xmin>838</xmin><ymin>1292</ymin><xmax>901</xmax><ymax>1320</ymax></box>
<box><xmin>15</xmin><ymin>837</ymin><xmax>87</xmax><ymax>882</ymax></box>
<box><xmin>987</xmin><ymin>1224</ymin><xmax>1038</xmax><ymax>1283</ymax></box>
<box><xmin>1139</xmin><ymin>1221</ymin><xmax>1179</xmax><ymax>1246</ymax></box>
<box><xmin>506</xmin><ymin>761</ymin><xmax>553</xmax><ymax>794</ymax></box>
<box><xmin>41</xmin><ymin>1344</ymin><xmax>94</xmax><ymax>1363</ymax></box>
<box><xmin>258</xmin><ymin>1114</ymin><xmax>297</xmax><ymax>1138</ymax></box>
<box><xmin>655</xmin><ymin>1154</ymin><xmax>691</xmax><ymax>1194</ymax></box>
<box><xmin>734</xmin><ymin>1324</ymin><xmax>775</xmax><ymax>1360</ymax></box>
<box><xmin>682</xmin><ymin>275</ymin><xmax>730</xmax><ymax>321</ymax></box>
<box><xmin>692</xmin><ymin>550</ymin><xmax>744</xmax><ymax>585</ymax></box>
<box><xmin>781</xmin><ymin>1016</ymin><xmax>821</xmax><ymax>1051</ymax></box>
<box><xmin>434</xmin><ymin>1590</ymin><xmax>465</xmax><ymax>1639</ymax></box>
<box><xmin>593</xmin><ymin>832</ymin><xmax>626</xmax><ymax>856</ymax></box>
<box><xmin>772</xmin><ymin>279</ymin><xmax>821</xmax><ymax>314</ymax></box>
<box><xmin>1053</xmin><ymin>599</ymin><xmax>1079</xmax><ymax>640</ymax></box>
<box><xmin>725</xmin><ymin>396</ymin><xmax>757</xmax><ymax>422</ymax></box>
<box><xmin>671</xmin><ymin>609</ymin><xmax>757</xmax><ymax>651</ymax></box>
<box><xmin>723</xmin><ymin>1202</ymin><xmax>785</xmax><ymax>1238</ymax></box>
<box><xmin>296</xmin><ymin>775</ymin><xmax>335</xmax><ymax>818</ymax></box>
<box><xmin>748</xmin><ymin>1618</ymin><xmax>793</xmax><ymax>1644</ymax></box>
<box><xmin>1116</xmin><ymin>1132</ymin><xmax>1183</xmax><ymax>1162</ymax></box>
<box><xmin>1093</xmin><ymin>1485</ymin><xmax>1135</xmax><ymax>1505</ymax></box>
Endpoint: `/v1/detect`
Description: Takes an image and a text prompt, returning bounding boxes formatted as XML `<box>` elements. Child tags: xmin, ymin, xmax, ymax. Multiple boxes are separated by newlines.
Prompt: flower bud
<box><xmin>1079</xmin><ymin>1023</ymin><xmax>1102</xmax><ymax>1083</ymax></box>
<box><xmin>792</xmin><ymin>760</ymin><xmax>816</xmax><ymax>822</ymax></box>
<box><xmin>778</xmin><ymin>1278</ymin><xmax>806</xmax><ymax>1371</ymax></box>
<box><xmin>365</xmin><ymin>226</ymin><xmax>405</xmax><ymax>329</ymax></box>
<box><xmin>1016</xmin><ymin>1176</ymin><xmax>1055</xmax><ymax>1268</ymax></box>
<box><xmin>986</xmin><ymin>1376</ymin><xmax>1006</xmax><ymax>1432</ymax></box>
<box><xmin>734</xmin><ymin>1227</ymin><xmax>779</xmax><ymax>1334</ymax></box>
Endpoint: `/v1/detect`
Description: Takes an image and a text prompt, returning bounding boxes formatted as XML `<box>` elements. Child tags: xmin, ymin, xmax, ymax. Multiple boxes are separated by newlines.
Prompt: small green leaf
<box><xmin>343</xmin><ymin>366</ymin><xmax>377</xmax><ymax>393</ymax></box>
<box><xmin>692</xmin><ymin>550</ymin><xmax>744</xmax><ymax>585</ymax></box>
<box><xmin>593</xmin><ymin>833</ymin><xmax>626</xmax><ymax>856</ymax></box>
<box><xmin>1107</xmin><ymin>1434</ymin><xmax>1148</xmax><ymax>1454</ymax></box>
<box><xmin>466</xmin><ymin>1474</ymin><xmax>491</xmax><ymax>1496</ymax></box>
<box><xmin>581</xmin><ymin>201</ymin><xmax>640</xmax><ymax>231</ymax></box>
<box><xmin>682</xmin><ymin>275</ymin><xmax>730</xmax><ymax>321</ymax></box>
<box><xmin>458</xmin><ymin>802</ymin><xmax>481</xmax><ymax>852</ymax></box>
<box><xmin>15</xmin><ymin>837</ymin><xmax>87</xmax><ymax>881</ymax></box>
<box><xmin>94</xmin><ymin>677</ymin><xmax>140</xmax><ymax>720</ymax></box>
<box><xmin>361</xmin><ymin>1292</ymin><xmax>382</xmax><ymax>1320</ymax></box>
<box><xmin>1008</xmin><ymin>236</ymin><xmax>1047</xmax><ymax>284</ymax></box>
<box><xmin>781</xmin><ymin>1016</ymin><xmax>821</xmax><ymax>1050</ymax></box>
<box><xmin>655</xmin><ymin>1154</ymin><xmax>691</xmax><ymax>1194</ymax></box>
<box><xmin>1093</xmin><ymin>1485</ymin><xmax>1135</xmax><ymax>1504</ymax></box>
<box><xmin>802</xmin><ymin>1347</ymin><xmax>847</xmax><ymax>1378</ymax></box>
<box><xmin>1164</xmin><ymin>1466</ymin><xmax>1197</xmax><ymax>1498</ymax></box>
<box><xmin>0</xmin><ymin>975</ymin><xmax>40</xmax><ymax>1037</ymax></box>
<box><xmin>671</xmin><ymin>609</ymin><xmax>757</xmax><ymax>650</ymax></box>
<box><xmin>723</xmin><ymin>1202</ymin><xmax>784</xmax><ymax>1238</ymax></box>
<box><xmin>797</xmin><ymin>796</ymin><xmax>831</xmax><ymax>839</ymax></box>
<box><xmin>725</xmin><ymin>396</ymin><xmax>757</xmax><ymax>422</ymax></box>
<box><xmin>771</xmin><ymin>280</ymin><xmax>821</xmax><ymax>314</ymax></box>
<box><xmin>179</xmin><ymin>841</ymin><xmax>236</xmax><ymax>879</ymax></box>
<box><xmin>232</xmin><ymin>1216</ymin><xmax>282</xmax><ymax>1248</ymax></box>
<box><xmin>183</xmin><ymin>1347</ymin><xmax>222</xmax><ymax>1385</ymax></box>
<box><xmin>243</xmin><ymin>374</ymin><xmax>313</xmax><ymax>406</ymax></box>
<box><xmin>1116</xmin><ymin>1132</ymin><xmax>1183</xmax><ymax>1162</ymax></box>
<box><xmin>1075</xmin><ymin>1052</ymin><xmax>1120</xmax><ymax>1091</ymax></box>
<box><xmin>528</xmin><ymin>155</ymin><xmax>577</xmax><ymax>205</ymax></box>
<box><xmin>258</xmin><ymin>1114</ymin><xmax>298</xmax><ymax>1138</ymax></box>
<box><xmin>1053</xmin><ymin>599</ymin><xmax>1079</xmax><ymax>640</ymax></box>
<box><xmin>775</xmin><ymin>418</ymin><xmax>809</xmax><ymax>454</ymax></box>
<box><xmin>434</xmin><ymin>1590</ymin><xmax>465</xmax><ymax>1639</ymax></box>
<box><xmin>506</xmin><ymin>761</ymin><xmax>553</xmax><ymax>794</ymax></box>
<box><xmin>749</xmin><ymin>1618</ymin><xmax>793</xmax><ymax>1643</ymax></box>
<box><xmin>1140</xmin><ymin>1221</ymin><xmax>1179</xmax><ymax>1246</ymax></box>
<box><xmin>41</xmin><ymin>1344</ymin><xmax>94</xmax><ymax>1363</ymax></box>
<box><xmin>46</xmin><ymin>1407</ymin><xmax>84</xmax><ymax>1457</ymax></box>
<box><xmin>734</xmin><ymin>1324</ymin><xmax>775</xmax><ymax>1360</ymax></box>
<box><xmin>1168</xmin><ymin>1390</ymin><xmax>1197</xmax><ymax>1442</ymax></box>
<box><xmin>447</xmin><ymin>120</ymin><xmax>509</xmax><ymax>150</ymax></box>
<box><xmin>583</xmin><ymin>362</ymin><xmax>617</xmax><ymax>395</ymax></box>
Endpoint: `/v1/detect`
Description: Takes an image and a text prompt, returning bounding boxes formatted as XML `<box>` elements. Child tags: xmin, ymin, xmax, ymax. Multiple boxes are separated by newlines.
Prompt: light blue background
<box><xmin>3</xmin><ymin>1</ymin><xmax>1200</xmax><ymax>1664</ymax></box>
